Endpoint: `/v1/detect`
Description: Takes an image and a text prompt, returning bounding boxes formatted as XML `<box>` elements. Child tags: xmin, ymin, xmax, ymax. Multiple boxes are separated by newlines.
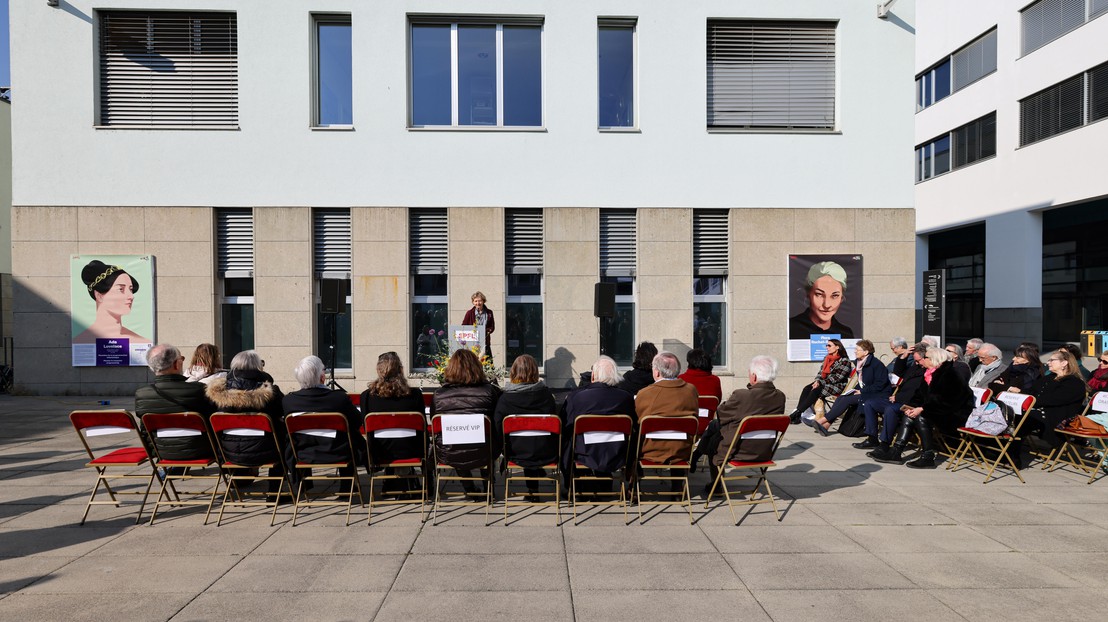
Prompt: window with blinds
<box><xmin>506</xmin><ymin>209</ymin><xmax>543</xmax><ymax>275</ymax></box>
<box><xmin>99</xmin><ymin>11</ymin><xmax>238</xmax><ymax>127</ymax></box>
<box><xmin>1020</xmin><ymin>74</ymin><xmax>1084</xmax><ymax>146</ymax></box>
<box><xmin>600</xmin><ymin>210</ymin><xmax>637</xmax><ymax>277</ymax></box>
<box><xmin>693</xmin><ymin>210</ymin><xmax>729</xmax><ymax>276</ymax></box>
<box><xmin>707</xmin><ymin>20</ymin><xmax>836</xmax><ymax>130</ymax></box>
<box><xmin>1089</xmin><ymin>61</ymin><xmax>1108</xmax><ymax>123</ymax></box>
<box><xmin>409</xmin><ymin>209</ymin><xmax>448</xmax><ymax>274</ymax></box>
<box><xmin>313</xmin><ymin>209</ymin><xmax>351</xmax><ymax>279</ymax></box>
<box><xmin>952</xmin><ymin>29</ymin><xmax>997</xmax><ymax>91</ymax></box>
<box><xmin>952</xmin><ymin>112</ymin><xmax>997</xmax><ymax>168</ymax></box>
<box><xmin>1094</xmin><ymin>0</ymin><xmax>1108</xmax><ymax>18</ymax></box>
<box><xmin>1021</xmin><ymin>0</ymin><xmax>1088</xmax><ymax>55</ymax></box>
<box><xmin>216</xmin><ymin>208</ymin><xmax>253</xmax><ymax>277</ymax></box>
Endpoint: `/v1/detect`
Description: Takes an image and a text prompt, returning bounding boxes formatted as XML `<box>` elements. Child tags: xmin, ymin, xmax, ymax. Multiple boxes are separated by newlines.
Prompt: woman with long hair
<box><xmin>788</xmin><ymin>339</ymin><xmax>852</xmax><ymax>424</ymax></box>
<box><xmin>618</xmin><ymin>341</ymin><xmax>658</xmax><ymax>396</ymax></box>
<box><xmin>431</xmin><ymin>349</ymin><xmax>502</xmax><ymax>494</ymax></box>
<box><xmin>185</xmin><ymin>343</ymin><xmax>226</xmax><ymax>385</ymax></box>
<box><xmin>988</xmin><ymin>345</ymin><xmax>1042</xmax><ymax>395</ymax></box>
<box><xmin>361</xmin><ymin>352</ymin><xmax>426</xmax><ymax>496</ymax></box>
<box><xmin>494</xmin><ymin>354</ymin><xmax>557</xmax><ymax>499</ymax></box>
<box><xmin>1021</xmin><ymin>349</ymin><xmax>1088</xmax><ymax>454</ymax></box>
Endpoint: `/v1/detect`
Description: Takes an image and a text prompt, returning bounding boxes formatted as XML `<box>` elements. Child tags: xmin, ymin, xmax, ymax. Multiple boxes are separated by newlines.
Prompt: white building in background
<box><xmin>9</xmin><ymin>1</ymin><xmax>916</xmax><ymax>395</ymax></box>
<box><xmin>915</xmin><ymin>0</ymin><xmax>1108</xmax><ymax>352</ymax></box>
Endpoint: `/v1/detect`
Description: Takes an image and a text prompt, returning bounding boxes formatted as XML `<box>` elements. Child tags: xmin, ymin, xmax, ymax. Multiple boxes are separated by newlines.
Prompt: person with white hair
<box><xmin>692</xmin><ymin>355</ymin><xmax>786</xmax><ymax>497</ymax></box>
<box><xmin>635</xmin><ymin>352</ymin><xmax>701</xmax><ymax>468</ymax></box>
<box><xmin>968</xmin><ymin>343</ymin><xmax>1007</xmax><ymax>388</ymax></box>
<box><xmin>562</xmin><ymin>356</ymin><xmax>636</xmax><ymax>492</ymax></box>
<box><xmin>965</xmin><ymin>338</ymin><xmax>984</xmax><ymax>373</ymax></box>
<box><xmin>282</xmin><ymin>355</ymin><xmax>366</xmax><ymax>472</ymax></box>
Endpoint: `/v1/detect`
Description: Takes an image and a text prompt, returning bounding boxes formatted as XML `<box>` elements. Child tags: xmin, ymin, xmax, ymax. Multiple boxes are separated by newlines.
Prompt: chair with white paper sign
<box><xmin>948</xmin><ymin>391</ymin><xmax>1035</xmax><ymax>483</ymax></box>
<box><xmin>141</xmin><ymin>412</ymin><xmax>222</xmax><ymax>525</ymax></box>
<box><xmin>430</xmin><ymin>413</ymin><xmax>494</xmax><ymax>525</ymax></box>
<box><xmin>570</xmin><ymin>414</ymin><xmax>634</xmax><ymax>525</ymax></box>
<box><xmin>284</xmin><ymin>412</ymin><xmax>364</xmax><ymax>525</ymax></box>
<box><xmin>704</xmin><ymin>414</ymin><xmax>789</xmax><ymax>524</ymax></box>
<box><xmin>502</xmin><ymin>414</ymin><xmax>563</xmax><ymax>524</ymax></box>
<box><xmin>364</xmin><ymin>412</ymin><xmax>428</xmax><ymax>524</ymax></box>
<box><xmin>70</xmin><ymin>410</ymin><xmax>158</xmax><ymax>525</ymax></box>
<box><xmin>1048</xmin><ymin>391</ymin><xmax>1108</xmax><ymax>484</ymax></box>
<box><xmin>209</xmin><ymin>412</ymin><xmax>290</xmax><ymax>526</ymax></box>
<box><xmin>635</xmin><ymin>415</ymin><xmax>698</xmax><ymax>523</ymax></box>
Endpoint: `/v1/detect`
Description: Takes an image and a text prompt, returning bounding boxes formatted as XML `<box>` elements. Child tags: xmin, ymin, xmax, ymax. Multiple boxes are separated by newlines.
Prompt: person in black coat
<box><xmin>283</xmin><ymin>356</ymin><xmax>366</xmax><ymax>480</ymax></box>
<box><xmin>1021</xmin><ymin>349</ymin><xmax>1088</xmax><ymax>451</ymax></box>
<box><xmin>134</xmin><ymin>344</ymin><xmax>217</xmax><ymax>461</ymax></box>
<box><xmin>431</xmin><ymin>349</ymin><xmax>501</xmax><ymax>495</ymax></box>
<box><xmin>562</xmin><ymin>355</ymin><xmax>636</xmax><ymax>492</ymax></box>
<box><xmin>494</xmin><ymin>355</ymin><xmax>558</xmax><ymax>498</ymax></box>
<box><xmin>855</xmin><ymin>342</ymin><xmax>929</xmax><ymax>452</ymax></box>
<box><xmin>361</xmin><ymin>351</ymin><xmax>427</xmax><ymax>496</ymax></box>
<box><xmin>813</xmin><ymin>340</ymin><xmax>892</xmax><ymax>435</ymax></box>
<box><xmin>617</xmin><ymin>341</ymin><xmax>657</xmax><ymax>396</ymax></box>
<box><xmin>205</xmin><ymin>350</ymin><xmax>288</xmax><ymax>486</ymax></box>
<box><xmin>989</xmin><ymin>346</ymin><xmax>1043</xmax><ymax>396</ymax></box>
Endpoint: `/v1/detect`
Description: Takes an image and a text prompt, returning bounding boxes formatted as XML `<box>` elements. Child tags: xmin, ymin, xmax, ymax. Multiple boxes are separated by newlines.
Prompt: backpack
<box><xmin>964</xmin><ymin>400</ymin><xmax>1008</xmax><ymax>435</ymax></box>
<box><xmin>835</xmin><ymin>403</ymin><xmax>867</xmax><ymax>437</ymax></box>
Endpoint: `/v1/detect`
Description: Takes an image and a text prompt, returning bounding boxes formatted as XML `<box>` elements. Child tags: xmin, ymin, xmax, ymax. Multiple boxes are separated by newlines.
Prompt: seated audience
<box><xmin>812</xmin><ymin>340</ymin><xmax>891</xmax><ymax>435</ymax></box>
<box><xmin>945</xmin><ymin>343</ymin><xmax>971</xmax><ymax>382</ymax></box>
<box><xmin>494</xmin><ymin>354</ymin><xmax>558</xmax><ymax>498</ymax></box>
<box><xmin>185</xmin><ymin>343</ymin><xmax>227</xmax><ymax>385</ymax></box>
<box><xmin>282</xmin><ymin>355</ymin><xmax>366</xmax><ymax>479</ymax></box>
<box><xmin>856</xmin><ymin>342</ymin><xmax>928</xmax><ymax>453</ymax></box>
<box><xmin>678</xmin><ymin>348</ymin><xmax>723</xmax><ymax>402</ymax></box>
<box><xmin>617</xmin><ymin>341</ymin><xmax>657</xmax><ymax>396</ymax></box>
<box><xmin>562</xmin><ymin>355</ymin><xmax>636</xmax><ymax>480</ymax></box>
<box><xmin>968</xmin><ymin>343</ymin><xmax>1006</xmax><ymax>389</ymax></box>
<box><xmin>636</xmin><ymin>351</ymin><xmax>700</xmax><ymax>492</ymax></box>
<box><xmin>1088</xmin><ymin>349</ymin><xmax>1108</xmax><ymax>392</ymax></box>
<box><xmin>888</xmin><ymin>337</ymin><xmax>913</xmax><ymax>375</ymax></box>
<box><xmin>965</xmin><ymin>338</ymin><xmax>984</xmax><ymax>373</ymax></box>
<box><xmin>788</xmin><ymin>339</ymin><xmax>852</xmax><ymax>424</ymax></box>
<box><xmin>135</xmin><ymin>343</ymin><xmax>216</xmax><ymax>461</ymax></box>
<box><xmin>1020</xmin><ymin>349</ymin><xmax>1088</xmax><ymax>456</ymax></box>
<box><xmin>988</xmin><ymin>345</ymin><xmax>1042</xmax><ymax>395</ymax></box>
<box><xmin>360</xmin><ymin>352</ymin><xmax>425</xmax><ymax>492</ymax></box>
<box><xmin>205</xmin><ymin>350</ymin><xmax>288</xmax><ymax>485</ymax></box>
<box><xmin>431</xmin><ymin>349</ymin><xmax>501</xmax><ymax>494</ymax></box>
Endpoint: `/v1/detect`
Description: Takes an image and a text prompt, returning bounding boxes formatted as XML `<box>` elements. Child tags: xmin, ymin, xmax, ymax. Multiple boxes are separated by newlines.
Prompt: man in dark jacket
<box><xmin>135</xmin><ymin>344</ymin><xmax>217</xmax><ymax>460</ymax></box>
<box><xmin>562</xmin><ymin>356</ymin><xmax>636</xmax><ymax>489</ymax></box>
<box><xmin>282</xmin><ymin>355</ymin><xmax>365</xmax><ymax>470</ymax></box>
<box><xmin>856</xmin><ymin>343</ymin><xmax>928</xmax><ymax>453</ymax></box>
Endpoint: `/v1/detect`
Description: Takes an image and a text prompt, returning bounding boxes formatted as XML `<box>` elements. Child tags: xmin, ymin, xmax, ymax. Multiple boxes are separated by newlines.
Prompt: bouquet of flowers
<box><xmin>418</xmin><ymin>332</ymin><xmax>507</xmax><ymax>386</ymax></box>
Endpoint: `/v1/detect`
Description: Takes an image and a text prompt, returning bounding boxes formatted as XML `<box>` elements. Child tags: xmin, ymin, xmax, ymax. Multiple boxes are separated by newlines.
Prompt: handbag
<box><xmin>836</xmin><ymin>404</ymin><xmax>867</xmax><ymax>438</ymax></box>
<box><xmin>1057</xmin><ymin>415</ymin><xmax>1108</xmax><ymax>436</ymax></box>
<box><xmin>964</xmin><ymin>401</ymin><xmax>1008</xmax><ymax>435</ymax></box>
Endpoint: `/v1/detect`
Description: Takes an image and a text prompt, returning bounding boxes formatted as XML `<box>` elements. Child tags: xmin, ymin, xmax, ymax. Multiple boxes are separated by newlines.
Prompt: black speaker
<box><xmin>320</xmin><ymin>279</ymin><xmax>348</xmax><ymax>314</ymax></box>
<box><xmin>594</xmin><ymin>282</ymin><xmax>616</xmax><ymax>318</ymax></box>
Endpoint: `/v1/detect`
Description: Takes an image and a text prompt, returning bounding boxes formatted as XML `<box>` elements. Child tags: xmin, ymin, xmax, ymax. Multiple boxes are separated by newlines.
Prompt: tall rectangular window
<box><xmin>410</xmin><ymin>209</ymin><xmax>448</xmax><ymax>369</ymax></box>
<box><xmin>1088</xmin><ymin>60</ymin><xmax>1108</xmax><ymax>123</ymax></box>
<box><xmin>216</xmin><ymin>209</ymin><xmax>254</xmax><ymax>368</ymax></box>
<box><xmin>409</xmin><ymin>17</ymin><xmax>543</xmax><ymax>128</ymax></box>
<box><xmin>693</xmin><ymin>210</ymin><xmax>728</xmax><ymax>368</ymax></box>
<box><xmin>505</xmin><ymin>209</ymin><xmax>543</xmax><ymax>366</ymax></box>
<box><xmin>600</xmin><ymin>210</ymin><xmax>637</xmax><ymax>366</ymax></box>
<box><xmin>1022</xmin><ymin>0</ymin><xmax>1087</xmax><ymax>55</ymax></box>
<box><xmin>99</xmin><ymin>11</ymin><xmax>238</xmax><ymax>127</ymax></box>
<box><xmin>598</xmin><ymin>18</ymin><xmax>635</xmax><ymax>129</ymax></box>
<box><xmin>314</xmin><ymin>209</ymin><xmax>352</xmax><ymax>371</ymax></box>
<box><xmin>707</xmin><ymin>20</ymin><xmax>836</xmax><ymax>130</ymax></box>
<box><xmin>314</xmin><ymin>15</ymin><xmax>352</xmax><ymax>127</ymax></box>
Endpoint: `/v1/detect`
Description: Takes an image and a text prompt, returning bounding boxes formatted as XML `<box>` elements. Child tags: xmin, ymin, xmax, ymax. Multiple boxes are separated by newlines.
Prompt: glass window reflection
<box><xmin>317</xmin><ymin>20</ymin><xmax>352</xmax><ymax>126</ymax></box>
<box><xmin>411</xmin><ymin>24</ymin><xmax>452</xmax><ymax>126</ymax></box>
<box><xmin>598</xmin><ymin>26</ymin><xmax>634</xmax><ymax>127</ymax></box>
<box><xmin>458</xmin><ymin>26</ymin><xmax>497</xmax><ymax>125</ymax></box>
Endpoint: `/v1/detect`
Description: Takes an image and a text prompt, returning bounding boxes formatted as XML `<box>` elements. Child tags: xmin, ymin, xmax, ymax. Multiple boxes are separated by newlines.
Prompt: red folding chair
<box><xmin>284</xmin><ymin>412</ymin><xmax>365</xmax><ymax>526</ymax></box>
<box><xmin>209</xmin><ymin>413</ymin><xmax>290</xmax><ymax>526</ymax></box>
<box><xmin>704</xmin><ymin>414</ymin><xmax>790</xmax><ymax>524</ymax></box>
<box><xmin>570</xmin><ymin>414</ymin><xmax>634</xmax><ymax>525</ymax></box>
<box><xmin>1048</xmin><ymin>391</ymin><xmax>1108</xmax><ymax>484</ymax></box>
<box><xmin>70</xmin><ymin>410</ymin><xmax>158</xmax><ymax>525</ymax></box>
<box><xmin>502</xmin><ymin>414</ymin><xmax>562</xmax><ymax>524</ymax></box>
<box><xmin>635</xmin><ymin>415</ymin><xmax>699</xmax><ymax>524</ymax></box>
<box><xmin>364</xmin><ymin>412</ymin><xmax>428</xmax><ymax>524</ymax></box>
<box><xmin>430</xmin><ymin>414</ymin><xmax>494</xmax><ymax>525</ymax></box>
<box><xmin>141</xmin><ymin>412</ymin><xmax>222</xmax><ymax>525</ymax></box>
<box><xmin>696</xmin><ymin>396</ymin><xmax>719</xmax><ymax>437</ymax></box>
<box><xmin>948</xmin><ymin>392</ymin><xmax>1036</xmax><ymax>483</ymax></box>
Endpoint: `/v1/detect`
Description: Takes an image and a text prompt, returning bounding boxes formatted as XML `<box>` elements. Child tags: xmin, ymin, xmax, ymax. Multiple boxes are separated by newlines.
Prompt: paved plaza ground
<box><xmin>2</xmin><ymin>394</ymin><xmax>1107</xmax><ymax>621</ymax></box>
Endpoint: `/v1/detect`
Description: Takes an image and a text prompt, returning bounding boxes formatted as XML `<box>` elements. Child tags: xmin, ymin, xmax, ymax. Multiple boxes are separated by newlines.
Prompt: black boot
<box><xmin>906</xmin><ymin>450</ymin><xmax>938</xmax><ymax>469</ymax></box>
<box><xmin>866</xmin><ymin>441</ymin><xmax>890</xmax><ymax>459</ymax></box>
<box><xmin>873</xmin><ymin>443</ymin><xmax>906</xmax><ymax>464</ymax></box>
<box><xmin>789</xmin><ymin>410</ymin><xmax>802</xmax><ymax>425</ymax></box>
<box><xmin>852</xmin><ymin>435</ymin><xmax>878</xmax><ymax>450</ymax></box>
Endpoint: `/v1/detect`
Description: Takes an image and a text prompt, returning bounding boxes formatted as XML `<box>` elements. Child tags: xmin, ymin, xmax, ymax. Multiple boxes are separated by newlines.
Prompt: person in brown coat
<box><xmin>635</xmin><ymin>351</ymin><xmax>700</xmax><ymax>464</ymax></box>
<box><xmin>693</xmin><ymin>355</ymin><xmax>787</xmax><ymax>497</ymax></box>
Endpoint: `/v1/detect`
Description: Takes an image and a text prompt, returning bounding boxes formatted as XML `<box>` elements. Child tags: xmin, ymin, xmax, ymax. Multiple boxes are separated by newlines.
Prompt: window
<box><xmin>707</xmin><ymin>20</ymin><xmax>836</xmax><ymax>130</ymax></box>
<box><xmin>1022</xmin><ymin>0</ymin><xmax>1088</xmax><ymax>55</ymax></box>
<box><xmin>1020</xmin><ymin>73</ymin><xmax>1086</xmax><ymax>146</ymax></box>
<box><xmin>410</xmin><ymin>209</ymin><xmax>448</xmax><ymax>369</ymax></box>
<box><xmin>216</xmin><ymin>209</ymin><xmax>254</xmax><ymax>368</ymax></box>
<box><xmin>505</xmin><ymin>209</ymin><xmax>543</xmax><ymax>366</ymax></box>
<box><xmin>917</xmin><ymin>28</ymin><xmax>996</xmax><ymax>111</ymax></box>
<box><xmin>1095</xmin><ymin>0</ymin><xmax>1108</xmax><ymax>19</ymax></box>
<box><xmin>599</xmin><ymin>210</ymin><xmax>637</xmax><ymax>366</ymax></box>
<box><xmin>693</xmin><ymin>210</ymin><xmax>728</xmax><ymax>367</ymax></box>
<box><xmin>1087</xmin><ymin>61</ymin><xmax>1108</xmax><ymax>123</ymax></box>
<box><xmin>916</xmin><ymin>112</ymin><xmax>995</xmax><ymax>183</ymax></box>
<box><xmin>313</xmin><ymin>15</ymin><xmax>352</xmax><ymax>127</ymax></box>
<box><xmin>409</xmin><ymin>17</ymin><xmax>543</xmax><ymax>128</ymax></box>
<box><xmin>98</xmin><ymin>11</ymin><xmax>238</xmax><ymax>127</ymax></box>
<box><xmin>598</xmin><ymin>18</ymin><xmax>635</xmax><ymax>128</ymax></box>
<box><xmin>928</xmin><ymin>224</ymin><xmax>986</xmax><ymax>346</ymax></box>
<box><xmin>314</xmin><ymin>209</ymin><xmax>352</xmax><ymax>371</ymax></box>
<box><xmin>1043</xmin><ymin>200</ymin><xmax>1108</xmax><ymax>348</ymax></box>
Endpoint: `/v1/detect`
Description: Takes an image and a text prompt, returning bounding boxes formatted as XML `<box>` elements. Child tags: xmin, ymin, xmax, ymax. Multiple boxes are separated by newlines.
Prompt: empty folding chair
<box><xmin>635</xmin><ymin>415</ymin><xmax>698</xmax><ymax>523</ymax></box>
<box><xmin>209</xmin><ymin>412</ymin><xmax>290</xmax><ymax>526</ymax></box>
<box><xmin>1048</xmin><ymin>391</ymin><xmax>1108</xmax><ymax>484</ymax></box>
<box><xmin>948</xmin><ymin>392</ymin><xmax>1036</xmax><ymax>483</ymax></box>
<box><xmin>141</xmin><ymin>412</ymin><xmax>222</xmax><ymax>525</ymax></box>
<box><xmin>364</xmin><ymin>412</ymin><xmax>428</xmax><ymax>524</ymax></box>
<box><xmin>70</xmin><ymin>410</ymin><xmax>158</xmax><ymax>525</ymax></box>
<box><xmin>430</xmin><ymin>413</ymin><xmax>494</xmax><ymax>525</ymax></box>
<box><xmin>284</xmin><ymin>412</ymin><xmax>365</xmax><ymax>526</ymax></box>
<box><xmin>704</xmin><ymin>414</ymin><xmax>790</xmax><ymax>524</ymax></box>
<box><xmin>502</xmin><ymin>414</ymin><xmax>562</xmax><ymax>524</ymax></box>
<box><xmin>570</xmin><ymin>414</ymin><xmax>634</xmax><ymax>525</ymax></box>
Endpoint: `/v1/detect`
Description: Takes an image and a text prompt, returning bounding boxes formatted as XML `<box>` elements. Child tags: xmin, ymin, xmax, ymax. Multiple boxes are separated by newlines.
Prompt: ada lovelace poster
<box><xmin>70</xmin><ymin>255</ymin><xmax>156</xmax><ymax>367</ymax></box>
<box><xmin>787</xmin><ymin>254</ymin><xmax>863</xmax><ymax>362</ymax></box>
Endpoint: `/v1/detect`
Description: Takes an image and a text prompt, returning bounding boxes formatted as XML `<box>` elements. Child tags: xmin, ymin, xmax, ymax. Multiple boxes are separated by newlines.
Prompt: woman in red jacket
<box><xmin>678</xmin><ymin>348</ymin><xmax>722</xmax><ymax>402</ymax></box>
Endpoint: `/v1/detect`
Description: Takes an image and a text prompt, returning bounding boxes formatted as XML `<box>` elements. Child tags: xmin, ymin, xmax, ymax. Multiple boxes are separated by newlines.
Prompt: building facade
<box><xmin>916</xmin><ymin>0</ymin><xmax>1108</xmax><ymax>352</ymax></box>
<box><xmin>11</xmin><ymin>1</ymin><xmax>916</xmax><ymax>395</ymax></box>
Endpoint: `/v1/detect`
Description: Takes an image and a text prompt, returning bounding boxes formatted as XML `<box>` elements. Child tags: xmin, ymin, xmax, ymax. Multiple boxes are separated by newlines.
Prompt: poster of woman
<box><xmin>787</xmin><ymin>255</ymin><xmax>863</xmax><ymax>362</ymax></box>
<box><xmin>70</xmin><ymin>255</ymin><xmax>156</xmax><ymax>367</ymax></box>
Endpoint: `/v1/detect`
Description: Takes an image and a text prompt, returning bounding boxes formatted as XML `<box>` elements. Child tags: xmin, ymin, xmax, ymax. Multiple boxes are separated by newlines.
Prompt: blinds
<box><xmin>952</xmin><ymin>113</ymin><xmax>996</xmax><ymax>168</ymax></box>
<box><xmin>1094</xmin><ymin>0</ymin><xmax>1108</xmax><ymax>18</ymax></box>
<box><xmin>1090</xmin><ymin>61</ymin><xmax>1108</xmax><ymax>123</ymax></box>
<box><xmin>506</xmin><ymin>209</ymin><xmax>543</xmax><ymax>275</ymax></box>
<box><xmin>600</xmin><ymin>210</ymin><xmax>637</xmax><ymax>277</ymax></box>
<box><xmin>313</xmin><ymin>209</ymin><xmax>352</xmax><ymax>279</ymax></box>
<box><xmin>216</xmin><ymin>208</ymin><xmax>253</xmax><ymax>276</ymax></box>
<box><xmin>409</xmin><ymin>209</ymin><xmax>448</xmax><ymax>274</ymax></box>
<box><xmin>952</xmin><ymin>29</ymin><xmax>997</xmax><ymax>91</ymax></box>
<box><xmin>693</xmin><ymin>210</ymin><xmax>729</xmax><ymax>276</ymax></box>
<box><xmin>1020</xmin><ymin>75</ymin><xmax>1084</xmax><ymax>146</ymax></box>
<box><xmin>707</xmin><ymin>20</ymin><xmax>836</xmax><ymax>129</ymax></box>
<box><xmin>1021</xmin><ymin>0</ymin><xmax>1086</xmax><ymax>55</ymax></box>
<box><xmin>99</xmin><ymin>11</ymin><xmax>238</xmax><ymax>126</ymax></box>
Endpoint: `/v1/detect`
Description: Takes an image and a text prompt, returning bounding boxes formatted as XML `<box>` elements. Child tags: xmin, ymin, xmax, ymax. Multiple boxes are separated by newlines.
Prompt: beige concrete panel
<box><xmin>255</xmin><ymin>241</ymin><xmax>312</xmax><ymax>278</ymax></box>
<box><xmin>16</xmin><ymin>312</ymin><xmax>72</xmax><ymax>348</ymax></box>
<box><xmin>247</xmin><ymin>346</ymin><xmax>310</xmax><ymax>390</ymax></box>
<box><xmin>147</xmin><ymin>241</ymin><xmax>214</xmax><ymax>278</ymax></box>
<box><xmin>253</xmin><ymin>276</ymin><xmax>312</xmax><ymax>313</ymax></box>
<box><xmin>12</xmin><ymin>206</ymin><xmax>79</xmax><ymax>242</ymax></box>
<box><xmin>860</xmin><ymin>308</ymin><xmax>917</xmax><ymax>343</ymax></box>
<box><xmin>76</xmin><ymin>241</ymin><xmax>148</xmax><ymax>256</ymax></box>
<box><xmin>254</xmin><ymin>207</ymin><xmax>311</xmax><ymax>242</ymax></box>
<box><xmin>78</xmin><ymin>365</ymin><xmax>150</xmax><ymax>385</ymax></box>
<box><xmin>731</xmin><ymin>276</ymin><xmax>787</xmax><ymax>310</ymax></box>
<box><xmin>351</xmin><ymin>309</ymin><xmax>409</xmax><ymax>347</ymax></box>
<box><xmin>76</xmin><ymin>207</ymin><xmax>146</xmax><ymax>242</ymax></box>
<box><xmin>545</xmin><ymin>241</ymin><xmax>598</xmax><ymax>276</ymax></box>
<box><xmin>856</xmin><ymin>242</ymin><xmax>914</xmax><ymax>276</ymax></box>
<box><xmin>450</xmin><ymin>241</ymin><xmax>505</xmax><ymax>276</ymax></box>
<box><xmin>11</xmin><ymin>242</ymin><xmax>72</xmax><ymax>278</ymax></box>
<box><xmin>638</xmin><ymin>310</ymin><xmax>694</xmax><ymax>347</ymax></box>
<box><xmin>638</xmin><ymin>275</ymin><xmax>693</xmax><ymax>310</ymax></box>
<box><xmin>352</xmin><ymin>206</ymin><xmax>407</xmax><ymax>242</ymax></box>
<box><xmin>545</xmin><ymin>275</ymin><xmax>597</xmax><ymax>312</ymax></box>
<box><xmin>254</xmin><ymin>311</ymin><xmax>313</xmax><ymax>347</ymax></box>
<box><xmin>731</xmin><ymin>309</ymin><xmax>788</xmax><ymax>345</ymax></box>
<box><xmin>144</xmin><ymin>207</ymin><xmax>213</xmax><ymax>242</ymax></box>
<box><xmin>156</xmin><ymin>312</ymin><xmax>217</xmax><ymax>353</ymax></box>
<box><xmin>11</xmin><ymin>346</ymin><xmax>81</xmax><ymax>384</ymax></box>
<box><xmin>640</xmin><ymin>208</ymin><xmax>692</xmax><ymax>242</ymax></box>
<box><xmin>855</xmin><ymin>208</ymin><xmax>916</xmax><ymax>243</ymax></box>
<box><xmin>541</xmin><ymin>343</ymin><xmax>594</xmax><ymax>390</ymax></box>
<box><xmin>449</xmin><ymin>207</ymin><xmax>503</xmax><ymax>242</ymax></box>
<box><xmin>863</xmin><ymin>275</ymin><xmax>915</xmax><ymax>310</ymax></box>
<box><xmin>352</xmin><ymin>241</ymin><xmax>406</xmax><ymax>277</ymax></box>
<box><xmin>793</xmin><ymin>209</ymin><xmax>856</xmax><ymax>242</ymax></box>
<box><xmin>546</xmin><ymin>207</ymin><xmax>597</xmax><ymax>242</ymax></box>
<box><xmin>638</xmin><ymin>241</ymin><xmax>692</xmax><ymax>277</ymax></box>
<box><xmin>544</xmin><ymin>309</ymin><xmax>600</xmax><ymax>352</ymax></box>
<box><xmin>155</xmin><ymin>276</ymin><xmax>216</xmax><ymax>314</ymax></box>
<box><xmin>352</xmin><ymin>275</ymin><xmax>407</xmax><ymax>311</ymax></box>
<box><xmin>732</xmin><ymin>241</ymin><xmax>789</xmax><ymax>277</ymax></box>
<box><xmin>732</xmin><ymin>209</ymin><xmax>794</xmax><ymax>242</ymax></box>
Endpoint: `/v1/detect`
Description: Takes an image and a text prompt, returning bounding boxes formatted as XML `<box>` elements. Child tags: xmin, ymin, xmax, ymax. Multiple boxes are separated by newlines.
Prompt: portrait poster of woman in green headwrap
<box><xmin>788</xmin><ymin>255</ymin><xmax>863</xmax><ymax>362</ymax></box>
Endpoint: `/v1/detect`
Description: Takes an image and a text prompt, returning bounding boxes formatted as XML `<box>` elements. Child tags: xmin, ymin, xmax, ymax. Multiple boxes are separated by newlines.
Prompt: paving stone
<box><xmin>725</xmin><ymin>552</ymin><xmax>914</xmax><ymax>590</ymax></box>
<box><xmin>375</xmin><ymin>591</ymin><xmax>573</xmax><ymax>622</ymax></box>
<box><xmin>702</xmin><ymin>525</ymin><xmax>866</xmax><ymax>553</ymax></box>
<box><xmin>173</xmin><ymin>591</ymin><xmax>387</xmax><ymax>621</ymax></box>
<box><xmin>563</xmin><ymin>525</ymin><xmax>715</xmax><ymax>554</ymax></box>
<box><xmin>0</xmin><ymin>593</ymin><xmax>193</xmax><ymax>621</ymax></box>
<box><xmin>392</xmin><ymin>554</ymin><xmax>568</xmax><ymax>592</ymax></box>
<box><xmin>876</xmin><ymin>552</ymin><xmax>1079</xmax><ymax>589</ymax></box>
<box><xmin>806</xmin><ymin>502</ymin><xmax>956</xmax><ymax>526</ymax></box>
<box><xmin>574</xmin><ymin>589</ymin><xmax>770</xmax><ymax>622</ymax></box>
<box><xmin>839</xmin><ymin>525</ymin><xmax>1012</xmax><ymax>553</ymax></box>
<box><xmin>932</xmin><ymin>588</ymin><xmax>1108</xmax><ymax>622</ymax></box>
<box><xmin>18</xmin><ymin>555</ymin><xmax>241</xmax><ymax>594</ymax></box>
<box><xmin>0</xmin><ymin>526</ymin><xmax>125</xmax><ymax>557</ymax></box>
<box><xmin>753</xmin><ymin>588</ymin><xmax>966</xmax><ymax>622</ymax></box>
<box><xmin>254</xmin><ymin>524</ymin><xmax>421</xmax><ymax>556</ymax></box>
<box><xmin>568</xmin><ymin>553</ymin><xmax>743</xmax><ymax>591</ymax></box>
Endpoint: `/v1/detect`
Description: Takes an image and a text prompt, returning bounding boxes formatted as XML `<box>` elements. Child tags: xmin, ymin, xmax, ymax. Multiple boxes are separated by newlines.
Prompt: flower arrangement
<box><xmin>417</xmin><ymin>332</ymin><xmax>507</xmax><ymax>386</ymax></box>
